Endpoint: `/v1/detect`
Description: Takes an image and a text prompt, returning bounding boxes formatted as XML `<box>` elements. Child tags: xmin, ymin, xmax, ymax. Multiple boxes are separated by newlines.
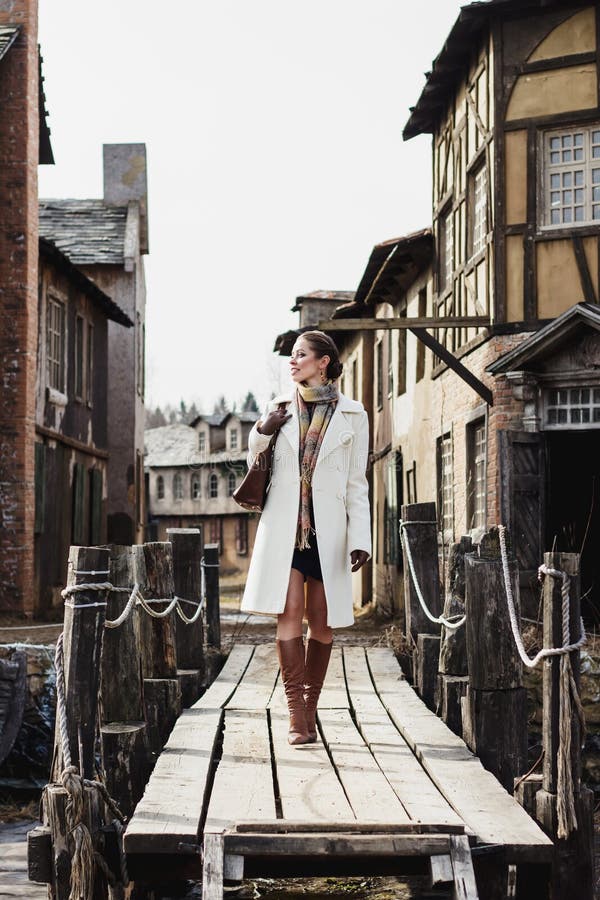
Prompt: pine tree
<box><xmin>241</xmin><ymin>391</ymin><xmax>259</xmax><ymax>412</ymax></box>
<box><xmin>213</xmin><ymin>394</ymin><xmax>228</xmax><ymax>415</ymax></box>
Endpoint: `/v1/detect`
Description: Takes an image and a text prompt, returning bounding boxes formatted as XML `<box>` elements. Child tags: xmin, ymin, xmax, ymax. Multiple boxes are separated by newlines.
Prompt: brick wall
<box><xmin>0</xmin><ymin>0</ymin><xmax>39</xmax><ymax>613</ymax></box>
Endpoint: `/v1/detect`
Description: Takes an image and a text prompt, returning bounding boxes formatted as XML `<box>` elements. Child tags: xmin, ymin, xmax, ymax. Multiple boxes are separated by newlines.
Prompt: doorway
<box><xmin>546</xmin><ymin>431</ymin><xmax>600</xmax><ymax>626</ymax></box>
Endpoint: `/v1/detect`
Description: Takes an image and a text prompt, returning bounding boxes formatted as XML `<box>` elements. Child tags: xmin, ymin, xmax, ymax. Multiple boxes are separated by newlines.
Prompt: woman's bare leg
<box><xmin>277</xmin><ymin>568</ymin><xmax>306</xmax><ymax>639</ymax></box>
<box><xmin>305</xmin><ymin>577</ymin><xmax>332</xmax><ymax>644</ymax></box>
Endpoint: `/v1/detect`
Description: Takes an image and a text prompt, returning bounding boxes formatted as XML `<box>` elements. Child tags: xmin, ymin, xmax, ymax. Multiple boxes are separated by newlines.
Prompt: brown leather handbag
<box><xmin>233</xmin><ymin>403</ymin><xmax>286</xmax><ymax>512</ymax></box>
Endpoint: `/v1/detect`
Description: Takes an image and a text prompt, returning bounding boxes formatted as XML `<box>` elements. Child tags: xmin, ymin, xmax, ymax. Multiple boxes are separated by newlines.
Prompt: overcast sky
<box><xmin>38</xmin><ymin>0</ymin><xmax>465</xmax><ymax>414</ymax></box>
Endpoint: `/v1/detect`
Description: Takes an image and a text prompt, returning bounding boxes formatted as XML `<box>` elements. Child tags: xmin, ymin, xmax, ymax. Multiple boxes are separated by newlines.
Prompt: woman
<box><xmin>240</xmin><ymin>331</ymin><xmax>371</xmax><ymax>746</ymax></box>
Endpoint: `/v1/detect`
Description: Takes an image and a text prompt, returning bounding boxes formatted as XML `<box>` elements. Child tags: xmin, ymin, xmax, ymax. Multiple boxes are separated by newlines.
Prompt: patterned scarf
<box><xmin>295</xmin><ymin>379</ymin><xmax>339</xmax><ymax>549</ymax></box>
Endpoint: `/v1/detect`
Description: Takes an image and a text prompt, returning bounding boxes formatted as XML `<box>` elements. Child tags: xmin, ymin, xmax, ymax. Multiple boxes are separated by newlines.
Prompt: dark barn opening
<box><xmin>546</xmin><ymin>431</ymin><xmax>600</xmax><ymax>626</ymax></box>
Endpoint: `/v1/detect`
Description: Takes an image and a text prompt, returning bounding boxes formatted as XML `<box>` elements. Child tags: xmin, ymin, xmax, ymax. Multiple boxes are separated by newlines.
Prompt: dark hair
<box><xmin>300</xmin><ymin>330</ymin><xmax>343</xmax><ymax>380</ymax></box>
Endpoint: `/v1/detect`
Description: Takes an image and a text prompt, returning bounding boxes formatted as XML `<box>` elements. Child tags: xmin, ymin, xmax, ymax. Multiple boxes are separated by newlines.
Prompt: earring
<box><xmin>321</xmin><ymin>370</ymin><xmax>326</xmax><ymax>382</ymax></box>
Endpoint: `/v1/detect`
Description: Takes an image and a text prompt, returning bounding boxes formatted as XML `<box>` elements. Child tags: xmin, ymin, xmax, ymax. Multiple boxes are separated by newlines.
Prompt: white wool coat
<box><xmin>240</xmin><ymin>389</ymin><xmax>371</xmax><ymax>628</ymax></box>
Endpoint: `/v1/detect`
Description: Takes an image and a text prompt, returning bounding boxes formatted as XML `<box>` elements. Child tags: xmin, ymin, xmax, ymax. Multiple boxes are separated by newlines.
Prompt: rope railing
<box><xmin>399</xmin><ymin>520</ymin><xmax>466</xmax><ymax>631</ymax></box>
<box><xmin>59</xmin><ymin>556</ymin><xmax>213</xmax><ymax>629</ymax></box>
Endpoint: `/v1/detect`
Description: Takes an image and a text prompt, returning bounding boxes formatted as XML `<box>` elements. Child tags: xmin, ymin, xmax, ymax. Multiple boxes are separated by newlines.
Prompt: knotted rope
<box><xmin>498</xmin><ymin>525</ymin><xmax>586</xmax><ymax>838</ymax></box>
<box><xmin>399</xmin><ymin>521</ymin><xmax>466</xmax><ymax>631</ymax></box>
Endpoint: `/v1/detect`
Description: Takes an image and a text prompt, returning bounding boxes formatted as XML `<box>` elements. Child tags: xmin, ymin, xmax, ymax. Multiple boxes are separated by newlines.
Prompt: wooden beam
<box><xmin>410</xmin><ymin>328</ymin><xmax>493</xmax><ymax>406</ymax></box>
<box><xmin>572</xmin><ymin>235</ymin><xmax>597</xmax><ymax>304</ymax></box>
<box><xmin>320</xmin><ymin>316</ymin><xmax>490</xmax><ymax>331</ymax></box>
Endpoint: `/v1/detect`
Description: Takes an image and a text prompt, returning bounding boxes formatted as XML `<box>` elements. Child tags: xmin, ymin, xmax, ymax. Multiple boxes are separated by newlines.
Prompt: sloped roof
<box><xmin>190</xmin><ymin>410</ymin><xmax>260</xmax><ymax>428</ymax></box>
<box><xmin>487</xmin><ymin>303</ymin><xmax>600</xmax><ymax>374</ymax></box>
<box><xmin>39</xmin><ymin>237</ymin><xmax>132</xmax><ymax>327</ymax></box>
<box><xmin>403</xmin><ymin>0</ymin><xmax>566</xmax><ymax>140</ymax></box>
<box><xmin>291</xmin><ymin>290</ymin><xmax>355</xmax><ymax>312</ymax></box>
<box><xmin>144</xmin><ymin>424</ymin><xmax>249</xmax><ymax>468</ymax></box>
<box><xmin>39</xmin><ymin>199</ymin><xmax>128</xmax><ymax>265</ymax></box>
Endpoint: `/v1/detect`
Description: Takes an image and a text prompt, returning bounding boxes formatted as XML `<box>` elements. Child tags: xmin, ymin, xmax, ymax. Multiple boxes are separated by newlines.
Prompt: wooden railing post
<box><xmin>167</xmin><ymin>527</ymin><xmax>205</xmax><ymax>706</ymax></box>
<box><xmin>438</xmin><ymin>537</ymin><xmax>471</xmax><ymax>735</ymax></box>
<box><xmin>204</xmin><ymin>542</ymin><xmax>221</xmax><ymax>651</ymax></box>
<box><xmin>100</xmin><ymin>545</ymin><xmax>150</xmax><ymax>818</ymax></box>
<box><xmin>534</xmin><ymin>551</ymin><xmax>594</xmax><ymax>900</ymax></box>
<box><xmin>132</xmin><ymin>542</ymin><xmax>181</xmax><ymax>759</ymax></box>
<box><xmin>401</xmin><ymin>502</ymin><xmax>441</xmax><ymax>710</ymax></box>
<box><xmin>52</xmin><ymin>545</ymin><xmax>109</xmax><ymax>780</ymax></box>
<box><xmin>463</xmin><ymin>527</ymin><xmax>527</xmax><ymax>791</ymax></box>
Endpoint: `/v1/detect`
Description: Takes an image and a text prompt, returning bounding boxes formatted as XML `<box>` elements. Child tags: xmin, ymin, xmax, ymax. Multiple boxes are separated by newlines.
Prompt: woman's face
<box><xmin>289</xmin><ymin>337</ymin><xmax>329</xmax><ymax>386</ymax></box>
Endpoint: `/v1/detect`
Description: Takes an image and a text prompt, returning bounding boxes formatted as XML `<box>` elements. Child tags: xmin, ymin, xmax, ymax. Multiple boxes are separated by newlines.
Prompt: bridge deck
<box><xmin>124</xmin><ymin>643</ymin><xmax>551</xmax><ymax>890</ymax></box>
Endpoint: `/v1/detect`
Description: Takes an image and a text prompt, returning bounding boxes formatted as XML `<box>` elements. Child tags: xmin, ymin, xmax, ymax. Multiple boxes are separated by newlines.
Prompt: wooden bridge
<box><xmin>124</xmin><ymin>642</ymin><xmax>552</xmax><ymax>899</ymax></box>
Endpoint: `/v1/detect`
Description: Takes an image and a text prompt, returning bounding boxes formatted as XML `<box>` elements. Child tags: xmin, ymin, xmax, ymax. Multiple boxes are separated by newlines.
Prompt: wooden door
<box><xmin>499</xmin><ymin>430</ymin><xmax>545</xmax><ymax>616</ymax></box>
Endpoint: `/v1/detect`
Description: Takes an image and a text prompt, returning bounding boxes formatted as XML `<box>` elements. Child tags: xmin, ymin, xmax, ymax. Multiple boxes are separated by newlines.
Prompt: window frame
<box><xmin>540</xmin><ymin>124</ymin><xmax>600</xmax><ymax>230</ymax></box>
<box><xmin>156</xmin><ymin>474</ymin><xmax>165</xmax><ymax>500</ymax></box>
<box><xmin>198</xmin><ymin>431</ymin><xmax>207</xmax><ymax>453</ymax></box>
<box><xmin>47</xmin><ymin>291</ymin><xmax>67</xmax><ymax>394</ymax></box>
<box><xmin>436</xmin><ymin>431</ymin><xmax>454</xmax><ymax>541</ymax></box>
<box><xmin>543</xmin><ymin>385</ymin><xmax>600</xmax><ymax>430</ymax></box>
<box><xmin>229</xmin><ymin>428</ymin><xmax>239</xmax><ymax>451</ymax></box>
<box><xmin>227</xmin><ymin>471</ymin><xmax>237</xmax><ymax>496</ymax></box>
<box><xmin>466</xmin><ymin>416</ymin><xmax>487</xmax><ymax>534</ymax></box>
<box><xmin>468</xmin><ymin>161</ymin><xmax>488</xmax><ymax>260</ymax></box>
<box><xmin>191</xmin><ymin>472</ymin><xmax>201</xmax><ymax>499</ymax></box>
<box><xmin>208</xmin><ymin>472</ymin><xmax>219</xmax><ymax>499</ymax></box>
<box><xmin>74</xmin><ymin>314</ymin><xmax>84</xmax><ymax>400</ymax></box>
<box><xmin>173</xmin><ymin>472</ymin><xmax>184</xmax><ymax>501</ymax></box>
<box><xmin>438</xmin><ymin>204</ymin><xmax>454</xmax><ymax>293</ymax></box>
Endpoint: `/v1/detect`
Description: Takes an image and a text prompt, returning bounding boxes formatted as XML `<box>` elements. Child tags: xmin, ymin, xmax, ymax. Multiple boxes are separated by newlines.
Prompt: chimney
<box><xmin>103</xmin><ymin>143</ymin><xmax>149</xmax><ymax>253</ymax></box>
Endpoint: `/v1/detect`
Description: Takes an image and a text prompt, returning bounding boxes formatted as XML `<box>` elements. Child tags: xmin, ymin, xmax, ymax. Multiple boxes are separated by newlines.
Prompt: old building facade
<box><xmin>39</xmin><ymin>143</ymin><xmax>149</xmax><ymax>547</ymax></box>
<box><xmin>145</xmin><ymin>411</ymin><xmax>260</xmax><ymax>575</ymax></box>
<box><xmin>35</xmin><ymin>239</ymin><xmax>132</xmax><ymax>609</ymax></box>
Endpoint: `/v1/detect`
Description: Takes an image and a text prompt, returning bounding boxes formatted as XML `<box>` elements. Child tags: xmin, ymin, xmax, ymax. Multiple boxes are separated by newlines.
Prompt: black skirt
<box><xmin>291</xmin><ymin>533</ymin><xmax>323</xmax><ymax>582</ymax></box>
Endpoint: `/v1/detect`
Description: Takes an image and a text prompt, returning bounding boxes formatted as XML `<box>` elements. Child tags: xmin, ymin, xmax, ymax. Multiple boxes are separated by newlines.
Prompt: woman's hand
<box><xmin>258</xmin><ymin>407</ymin><xmax>291</xmax><ymax>436</ymax></box>
<box><xmin>350</xmin><ymin>550</ymin><xmax>369</xmax><ymax>572</ymax></box>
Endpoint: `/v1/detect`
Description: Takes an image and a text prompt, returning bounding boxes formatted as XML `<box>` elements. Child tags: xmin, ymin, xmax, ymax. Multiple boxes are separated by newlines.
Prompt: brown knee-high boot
<box><xmin>276</xmin><ymin>637</ymin><xmax>310</xmax><ymax>746</ymax></box>
<box><xmin>304</xmin><ymin>637</ymin><xmax>333</xmax><ymax>742</ymax></box>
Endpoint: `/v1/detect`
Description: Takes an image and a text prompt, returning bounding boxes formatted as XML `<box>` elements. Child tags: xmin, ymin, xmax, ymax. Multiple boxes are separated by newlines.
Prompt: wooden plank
<box><xmin>430</xmin><ymin>853</ymin><xmax>454</xmax><ymax>886</ymax></box>
<box><xmin>319</xmin><ymin>646</ymin><xmax>349</xmax><ymax>708</ymax></box>
<box><xmin>233</xmin><ymin>821</ymin><xmax>466</xmax><ymax>834</ymax></box>
<box><xmin>192</xmin><ymin>644</ymin><xmax>255</xmax><ymax>710</ymax></box>
<box><xmin>202</xmin><ymin>832</ymin><xmax>224</xmax><ymax>900</ymax></box>
<box><xmin>205</xmin><ymin>710</ymin><xmax>276</xmax><ymax>832</ymax></box>
<box><xmin>124</xmin><ymin>708</ymin><xmax>222</xmax><ymax>853</ymax></box>
<box><xmin>343</xmin><ymin>647</ymin><xmax>463</xmax><ymax>828</ymax></box>
<box><xmin>270</xmin><ymin>709</ymin><xmax>355</xmax><ymax>823</ymax></box>
<box><xmin>225</xmin><ymin>832</ymin><xmax>453</xmax><ymax>856</ymax></box>
<box><xmin>321</xmin><ymin>316</ymin><xmax>491</xmax><ymax>331</ymax></box>
<box><xmin>225</xmin><ymin>644</ymin><xmax>278</xmax><ymax>710</ymax></box>
<box><xmin>367</xmin><ymin>648</ymin><xmax>553</xmax><ymax>859</ymax></box>
<box><xmin>318</xmin><ymin>708</ymin><xmax>411</xmax><ymax>824</ymax></box>
<box><xmin>450</xmin><ymin>834</ymin><xmax>479</xmax><ymax>899</ymax></box>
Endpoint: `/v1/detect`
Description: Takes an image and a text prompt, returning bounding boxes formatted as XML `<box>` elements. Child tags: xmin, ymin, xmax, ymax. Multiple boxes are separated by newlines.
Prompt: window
<box><xmin>236</xmin><ymin>516</ymin><xmax>248</xmax><ymax>555</ymax></box>
<box><xmin>542</xmin><ymin>126</ymin><xmax>600</xmax><ymax>227</ymax></box>
<box><xmin>406</xmin><ymin>462</ymin><xmax>417</xmax><ymax>504</ymax></box>
<box><xmin>467</xmin><ymin>419</ymin><xmax>487</xmax><ymax>531</ymax></box>
<box><xmin>437</xmin><ymin>433</ymin><xmax>453</xmax><ymax>537</ymax></box>
<box><xmin>173</xmin><ymin>472</ymin><xmax>184</xmax><ymax>501</ymax></box>
<box><xmin>47</xmin><ymin>295</ymin><xmax>66</xmax><ymax>392</ymax></box>
<box><xmin>198</xmin><ymin>432</ymin><xmax>206</xmax><ymax>453</ymax></box>
<box><xmin>545</xmin><ymin>386</ymin><xmax>600</xmax><ymax>429</ymax></box>
<box><xmin>387</xmin><ymin>330</ymin><xmax>393</xmax><ymax>397</ymax></box>
<box><xmin>416</xmin><ymin>290</ymin><xmax>427</xmax><ymax>382</ymax></box>
<box><xmin>191</xmin><ymin>473</ymin><xmax>201</xmax><ymax>499</ymax></box>
<box><xmin>227</xmin><ymin>472</ymin><xmax>236</xmax><ymax>496</ymax></box>
<box><xmin>157</xmin><ymin>475</ymin><xmax>165</xmax><ymax>500</ymax></box>
<box><xmin>352</xmin><ymin>359</ymin><xmax>358</xmax><ymax>401</ymax></box>
<box><xmin>75</xmin><ymin>315</ymin><xmax>84</xmax><ymax>399</ymax></box>
<box><xmin>209</xmin><ymin>472</ymin><xmax>218</xmax><ymax>498</ymax></box>
<box><xmin>229</xmin><ymin>428</ymin><xmax>239</xmax><ymax>450</ymax></box>
<box><xmin>470</xmin><ymin>165</ymin><xmax>488</xmax><ymax>257</ymax></box>
<box><xmin>86</xmin><ymin>323</ymin><xmax>93</xmax><ymax>406</ymax></box>
<box><xmin>439</xmin><ymin>208</ymin><xmax>454</xmax><ymax>291</ymax></box>
<box><xmin>376</xmin><ymin>340</ymin><xmax>383</xmax><ymax>409</ymax></box>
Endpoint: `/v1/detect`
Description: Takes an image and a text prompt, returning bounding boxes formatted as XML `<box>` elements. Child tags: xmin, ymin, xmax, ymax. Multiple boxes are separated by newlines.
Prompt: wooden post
<box><xmin>534</xmin><ymin>551</ymin><xmax>594</xmax><ymax>900</ymax></box>
<box><xmin>132</xmin><ymin>542</ymin><xmax>181</xmax><ymax>758</ymax></box>
<box><xmin>400</xmin><ymin>502</ymin><xmax>442</xmax><ymax>642</ymax></box>
<box><xmin>52</xmin><ymin>546</ymin><xmax>109</xmax><ymax>780</ymax></box>
<box><xmin>45</xmin><ymin>783</ymin><xmax>108</xmax><ymax>900</ymax></box>
<box><xmin>413</xmin><ymin>634</ymin><xmax>440</xmax><ymax>711</ymax></box>
<box><xmin>204</xmin><ymin>542</ymin><xmax>221</xmax><ymax>650</ymax></box>
<box><xmin>438</xmin><ymin>537</ymin><xmax>471</xmax><ymax>735</ymax></box>
<box><xmin>167</xmin><ymin>527</ymin><xmax>205</xmax><ymax>707</ymax></box>
<box><xmin>100</xmin><ymin>545</ymin><xmax>150</xmax><ymax>819</ymax></box>
<box><xmin>464</xmin><ymin>528</ymin><xmax>527</xmax><ymax>791</ymax></box>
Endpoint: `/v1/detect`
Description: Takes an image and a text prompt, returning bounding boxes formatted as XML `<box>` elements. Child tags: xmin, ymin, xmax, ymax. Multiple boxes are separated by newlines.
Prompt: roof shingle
<box><xmin>39</xmin><ymin>199</ymin><xmax>128</xmax><ymax>265</ymax></box>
